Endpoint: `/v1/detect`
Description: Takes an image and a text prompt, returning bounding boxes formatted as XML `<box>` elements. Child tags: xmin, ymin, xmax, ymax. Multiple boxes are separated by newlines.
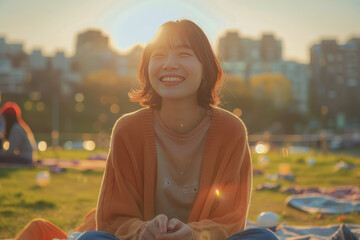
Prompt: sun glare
<box><xmin>100</xmin><ymin>0</ymin><xmax>223</xmax><ymax>52</ymax></box>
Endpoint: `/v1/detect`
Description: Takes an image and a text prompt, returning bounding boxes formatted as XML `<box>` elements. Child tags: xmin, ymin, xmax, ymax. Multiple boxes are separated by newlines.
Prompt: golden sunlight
<box><xmin>101</xmin><ymin>0</ymin><xmax>220</xmax><ymax>52</ymax></box>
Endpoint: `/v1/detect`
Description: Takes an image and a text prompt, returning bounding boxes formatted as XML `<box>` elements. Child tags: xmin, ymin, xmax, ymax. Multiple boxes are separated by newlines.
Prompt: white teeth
<box><xmin>161</xmin><ymin>77</ymin><xmax>183</xmax><ymax>82</ymax></box>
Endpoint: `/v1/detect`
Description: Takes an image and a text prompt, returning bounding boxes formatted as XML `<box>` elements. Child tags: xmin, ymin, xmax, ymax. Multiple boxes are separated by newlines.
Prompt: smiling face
<box><xmin>148</xmin><ymin>36</ymin><xmax>203</xmax><ymax>103</ymax></box>
<box><xmin>130</xmin><ymin>20</ymin><xmax>223</xmax><ymax>109</ymax></box>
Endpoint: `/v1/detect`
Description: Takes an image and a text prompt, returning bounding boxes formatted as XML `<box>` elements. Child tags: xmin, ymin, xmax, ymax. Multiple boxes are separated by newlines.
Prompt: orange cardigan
<box><xmin>96</xmin><ymin>107</ymin><xmax>252</xmax><ymax>240</ymax></box>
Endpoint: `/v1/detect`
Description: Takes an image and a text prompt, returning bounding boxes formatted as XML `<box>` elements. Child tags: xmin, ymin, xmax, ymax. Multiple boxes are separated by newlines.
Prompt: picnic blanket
<box><xmin>286</xmin><ymin>193</ymin><xmax>360</xmax><ymax>214</ymax></box>
<box><xmin>37</xmin><ymin>158</ymin><xmax>106</xmax><ymax>171</ymax></box>
<box><xmin>281</xmin><ymin>186</ymin><xmax>360</xmax><ymax>201</ymax></box>
<box><xmin>274</xmin><ymin>224</ymin><xmax>360</xmax><ymax>240</ymax></box>
<box><xmin>246</xmin><ymin>222</ymin><xmax>360</xmax><ymax>240</ymax></box>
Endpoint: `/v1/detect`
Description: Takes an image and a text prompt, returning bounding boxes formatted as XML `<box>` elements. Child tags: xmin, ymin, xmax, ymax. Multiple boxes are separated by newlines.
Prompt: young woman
<box><xmin>0</xmin><ymin>102</ymin><xmax>36</xmax><ymax>164</ymax></box>
<box><xmin>79</xmin><ymin>19</ymin><xmax>278</xmax><ymax>240</ymax></box>
<box><xmin>15</xmin><ymin>19</ymin><xmax>278</xmax><ymax>240</ymax></box>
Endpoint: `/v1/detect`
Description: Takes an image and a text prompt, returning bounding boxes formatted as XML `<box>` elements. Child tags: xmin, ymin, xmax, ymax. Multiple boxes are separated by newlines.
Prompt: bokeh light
<box><xmin>83</xmin><ymin>140</ymin><xmax>96</xmax><ymax>151</ymax></box>
<box><xmin>75</xmin><ymin>93</ymin><xmax>85</xmax><ymax>102</ymax></box>
<box><xmin>110</xmin><ymin>104</ymin><xmax>120</xmax><ymax>114</ymax></box>
<box><xmin>24</xmin><ymin>101</ymin><xmax>32</xmax><ymax>111</ymax></box>
<box><xmin>51</xmin><ymin>130</ymin><xmax>59</xmax><ymax>139</ymax></box>
<box><xmin>36</xmin><ymin>102</ymin><xmax>45</xmax><ymax>111</ymax></box>
<box><xmin>13</xmin><ymin>148</ymin><xmax>20</xmax><ymax>155</ymax></box>
<box><xmin>232</xmin><ymin>108</ymin><xmax>242</xmax><ymax>117</ymax></box>
<box><xmin>98</xmin><ymin>113</ymin><xmax>108</xmax><ymax>123</ymax></box>
<box><xmin>64</xmin><ymin>141</ymin><xmax>73</xmax><ymax>150</ymax></box>
<box><xmin>2</xmin><ymin>140</ymin><xmax>9</xmax><ymax>151</ymax></box>
<box><xmin>75</xmin><ymin>103</ymin><xmax>84</xmax><ymax>112</ymax></box>
<box><xmin>321</xmin><ymin>105</ymin><xmax>328</xmax><ymax>115</ymax></box>
<box><xmin>29</xmin><ymin>92</ymin><xmax>41</xmax><ymax>101</ymax></box>
<box><xmin>255</xmin><ymin>141</ymin><xmax>270</xmax><ymax>154</ymax></box>
<box><xmin>38</xmin><ymin>141</ymin><xmax>47</xmax><ymax>151</ymax></box>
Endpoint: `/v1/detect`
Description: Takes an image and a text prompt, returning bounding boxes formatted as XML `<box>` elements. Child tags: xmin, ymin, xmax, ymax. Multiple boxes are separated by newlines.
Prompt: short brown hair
<box><xmin>129</xmin><ymin>19</ymin><xmax>223</xmax><ymax>109</ymax></box>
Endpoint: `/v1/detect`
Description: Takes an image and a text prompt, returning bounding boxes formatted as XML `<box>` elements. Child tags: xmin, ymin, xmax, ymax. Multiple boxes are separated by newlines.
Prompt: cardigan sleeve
<box><xmin>188</xmin><ymin>133</ymin><xmax>252</xmax><ymax>240</ymax></box>
<box><xmin>96</xmin><ymin>121</ymin><xmax>148</xmax><ymax>240</ymax></box>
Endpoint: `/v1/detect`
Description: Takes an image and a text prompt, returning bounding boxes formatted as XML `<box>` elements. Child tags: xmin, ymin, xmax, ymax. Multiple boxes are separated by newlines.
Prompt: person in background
<box><xmin>0</xmin><ymin>113</ymin><xmax>5</xmax><ymax>147</ymax></box>
<box><xmin>0</xmin><ymin>102</ymin><xmax>37</xmax><ymax>164</ymax></box>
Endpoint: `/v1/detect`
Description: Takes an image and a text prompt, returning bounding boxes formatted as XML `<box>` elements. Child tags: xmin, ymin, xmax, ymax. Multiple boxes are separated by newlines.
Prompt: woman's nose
<box><xmin>162</xmin><ymin>54</ymin><xmax>179</xmax><ymax>70</ymax></box>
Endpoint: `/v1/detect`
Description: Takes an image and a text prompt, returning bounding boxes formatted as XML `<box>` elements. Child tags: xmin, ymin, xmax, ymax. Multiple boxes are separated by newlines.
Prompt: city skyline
<box><xmin>1</xmin><ymin>0</ymin><xmax>360</xmax><ymax>63</ymax></box>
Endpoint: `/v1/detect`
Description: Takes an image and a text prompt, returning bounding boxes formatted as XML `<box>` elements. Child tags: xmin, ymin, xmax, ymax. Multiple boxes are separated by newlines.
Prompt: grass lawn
<box><xmin>0</xmin><ymin>149</ymin><xmax>360</xmax><ymax>238</ymax></box>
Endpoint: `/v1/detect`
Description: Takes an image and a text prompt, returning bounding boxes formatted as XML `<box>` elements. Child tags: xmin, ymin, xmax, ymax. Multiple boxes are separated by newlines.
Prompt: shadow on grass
<box><xmin>0</xmin><ymin>210</ymin><xmax>14</xmax><ymax>217</ymax></box>
<box><xmin>0</xmin><ymin>168</ymin><xmax>22</xmax><ymax>178</ymax></box>
<box><xmin>3</xmin><ymin>200</ymin><xmax>56</xmax><ymax>210</ymax></box>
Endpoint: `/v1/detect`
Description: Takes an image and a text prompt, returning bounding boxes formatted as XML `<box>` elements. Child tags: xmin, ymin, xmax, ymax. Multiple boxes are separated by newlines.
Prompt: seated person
<box><xmin>0</xmin><ymin>102</ymin><xmax>36</xmax><ymax>164</ymax></box>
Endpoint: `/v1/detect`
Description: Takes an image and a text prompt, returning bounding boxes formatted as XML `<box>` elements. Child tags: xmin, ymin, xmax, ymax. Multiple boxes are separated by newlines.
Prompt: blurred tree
<box><xmin>250</xmin><ymin>73</ymin><xmax>292</xmax><ymax>110</ymax></box>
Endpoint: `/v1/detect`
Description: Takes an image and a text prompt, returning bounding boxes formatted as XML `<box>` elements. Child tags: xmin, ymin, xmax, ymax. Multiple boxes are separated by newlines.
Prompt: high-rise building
<box><xmin>282</xmin><ymin>62</ymin><xmax>310</xmax><ymax>114</ymax></box>
<box><xmin>218</xmin><ymin>31</ymin><xmax>244</xmax><ymax>62</ymax></box>
<box><xmin>260</xmin><ymin>34</ymin><xmax>282</xmax><ymax>63</ymax></box>
<box><xmin>218</xmin><ymin>31</ymin><xmax>283</xmax><ymax>78</ymax></box>
<box><xmin>73</xmin><ymin>29</ymin><xmax>115</xmax><ymax>75</ymax></box>
<box><xmin>29</xmin><ymin>49</ymin><xmax>47</xmax><ymax>70</ymax></box>
<box><xmin>52</xmin><ymin>51</ymin><xmax>70</xmax><ymax>72</ymax></box>
<box><xmin>117</xmin><ymin>45</ymin><xmax>143</xmax><ymax>77</ymax></box>
<box><xmin>0</xmin><ymin>38</ymin><xmax>6</xmax><ymax>56</ymax></box>
<box><xmin>0</xmin><ymin>58</ymin><xmax>25</xmax><ymax>93</ymax></box>
<box><xmin>75</xmin><ymin>30</ymin><xmax>109</xmax><ymax>53</ymax></box>
<box><xmin>6</xmin><ymin>43</ymin><xmax>23</xmax><ymax>55</ymax></box>
<box><xmin>218</xmin><ymin>32</ymin><xmax>282</xmax><ymax>63</ymax></box>
<box><xmin>310</xmin><ymin>38</ymin><xmax>360</xmax><ymax>127</ymax></box>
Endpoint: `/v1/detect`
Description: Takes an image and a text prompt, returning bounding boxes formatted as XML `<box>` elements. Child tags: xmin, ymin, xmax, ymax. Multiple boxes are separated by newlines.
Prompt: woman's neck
<box><xmin>159</xmin><ymin>99</ymin><xmax>206</xmax><ymax>134</ymax></box>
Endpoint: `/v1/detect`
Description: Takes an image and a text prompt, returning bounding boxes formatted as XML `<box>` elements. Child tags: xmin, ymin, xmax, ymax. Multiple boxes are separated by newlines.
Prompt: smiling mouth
<box><xmin>160</xmin><ymin>76</ymin><xmax>185</xmax><ymax>83</ymax></box>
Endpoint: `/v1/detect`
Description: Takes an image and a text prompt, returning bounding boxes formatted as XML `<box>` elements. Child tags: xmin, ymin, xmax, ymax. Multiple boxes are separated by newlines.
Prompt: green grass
<box><xmin>249</xmin><ymin>151</ymin><xmax>360</xmax><ymax>226</ymax></box>
<box><xmin>0</xmin><ymin>149</ymin><xmax>360</xmax><ymax>238</ymax></box>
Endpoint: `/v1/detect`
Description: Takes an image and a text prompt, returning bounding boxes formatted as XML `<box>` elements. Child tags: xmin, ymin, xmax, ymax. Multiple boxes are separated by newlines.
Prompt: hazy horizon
<box><xmin>1</xmin><ymin>0</ymin><xmax>360</xmax><ymax>63</ymax></box>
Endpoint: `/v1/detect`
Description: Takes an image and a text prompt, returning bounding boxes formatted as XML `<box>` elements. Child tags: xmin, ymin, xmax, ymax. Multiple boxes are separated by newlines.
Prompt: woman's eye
<box><xmin>151</xmin><ymin>53</ymin><xmax>163</xmax><ymax>59</ymax></box>
<box><xmin>179</xmin><ymin>52</ymin><xmax>192</xmax><ymax>57</ymax></box>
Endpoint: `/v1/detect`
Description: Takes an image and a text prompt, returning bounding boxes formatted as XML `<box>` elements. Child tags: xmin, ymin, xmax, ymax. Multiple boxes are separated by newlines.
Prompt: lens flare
<box><xmin>215</xmin><ymin>189</ymin><xmax>221</xmax><ymax>198</ymax></box>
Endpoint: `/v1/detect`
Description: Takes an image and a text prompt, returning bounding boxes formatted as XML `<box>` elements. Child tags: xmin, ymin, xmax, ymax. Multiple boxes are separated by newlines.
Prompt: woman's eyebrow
<box><xmin>155</xmin><ymin>43</ymin><xmax>191</xmax><ymax>50</ymax></box>
<box><xmin>173</xmin><ymin>44</ymin><xmax>191</xmax><ymax>49</ymax></box>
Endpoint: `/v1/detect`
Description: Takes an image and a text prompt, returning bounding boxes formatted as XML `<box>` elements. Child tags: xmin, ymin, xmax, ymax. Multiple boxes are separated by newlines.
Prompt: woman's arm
<box><xmin>96</xmin><ymin>122</ymin><xmax>148</xmax><ymax>240</ymax></box>
<box><xmin>188</xmin><ymin>135</ymin><xmax>252</xmax><ymax>240</ymax></box>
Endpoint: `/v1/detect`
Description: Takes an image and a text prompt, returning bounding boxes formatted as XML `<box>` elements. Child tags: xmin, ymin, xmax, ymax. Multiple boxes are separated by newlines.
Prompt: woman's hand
<box><xmin>140</xmin><ymin>214</ymin><xmax>168</xmax><ymax>240</ymax></box>
<box><xmin>156</xmin><ymin>218</ymin><xmax>192</xmax><ymax>240</ymax></box>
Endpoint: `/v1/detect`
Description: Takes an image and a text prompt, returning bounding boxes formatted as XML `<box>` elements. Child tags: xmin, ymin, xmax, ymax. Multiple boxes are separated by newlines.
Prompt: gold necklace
<box><xmin>159</xmin><ymin>106</ymin><xmax>200</xmax><ymax>130</ymax></box>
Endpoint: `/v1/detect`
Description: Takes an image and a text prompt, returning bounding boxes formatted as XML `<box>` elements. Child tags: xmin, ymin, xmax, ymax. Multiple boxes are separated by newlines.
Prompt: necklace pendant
<box><xmin>180</xmin><ymin>123</ymin><xmax>184</xmax><ymax>128</ymax></box>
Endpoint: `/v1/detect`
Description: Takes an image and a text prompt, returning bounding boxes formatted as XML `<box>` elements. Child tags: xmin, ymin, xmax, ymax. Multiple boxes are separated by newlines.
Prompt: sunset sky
<box><xmin>0</xmin><ymin>0</ymin><xmax>359</xmax><ymax>63</ymax></box>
